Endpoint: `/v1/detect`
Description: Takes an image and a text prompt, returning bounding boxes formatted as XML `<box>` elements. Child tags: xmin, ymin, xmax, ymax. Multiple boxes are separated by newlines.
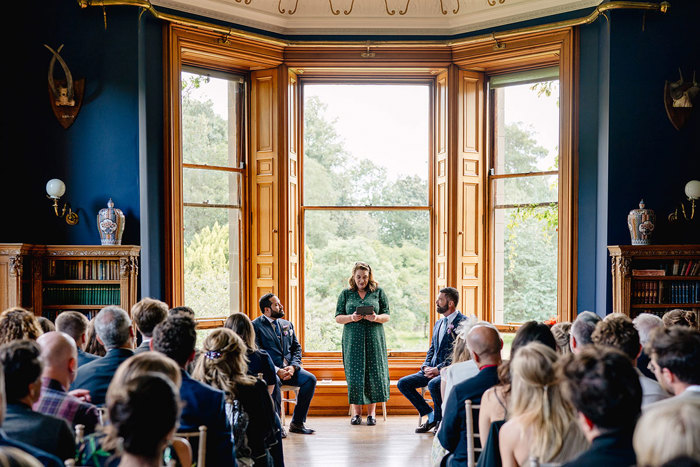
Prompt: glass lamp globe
<box><xmin>685</xmin><ymin>180</ymin><xmax>700</xmax><ymax>200</ymax></box>
<box><xmin>46</xmin><ymin>179</ymin><xmax>66</xmax><ymax>199</ymax></box>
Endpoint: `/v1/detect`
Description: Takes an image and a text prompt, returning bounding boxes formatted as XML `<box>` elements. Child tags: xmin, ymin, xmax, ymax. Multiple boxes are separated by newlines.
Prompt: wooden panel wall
<box><xmin>434</xmin><ymin>70</ymin><xmax>449</xmax><ymax>319</ymax></box>
<box><xmin>285</xmin><ymin>68</ymin><xmax>301</xmax><ymax>331</ymax></box>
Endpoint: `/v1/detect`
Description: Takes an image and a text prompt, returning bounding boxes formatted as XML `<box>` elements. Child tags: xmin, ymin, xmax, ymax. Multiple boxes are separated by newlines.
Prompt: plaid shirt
<box><xmin>34</xmin><ymin>378</ymin><xmax>100</xmax><ymax>434</ymax></box>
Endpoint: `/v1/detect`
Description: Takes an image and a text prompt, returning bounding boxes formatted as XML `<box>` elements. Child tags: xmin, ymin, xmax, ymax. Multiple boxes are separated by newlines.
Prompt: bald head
<box><xmin>37</xmin><ymin>332</ymin><xmax>78</xmax><ymax>388</ymax></box>
<box><xmin>467</xmin><ymin>325</ymin><xmax>502</xmax><ymax>365</ymax></box>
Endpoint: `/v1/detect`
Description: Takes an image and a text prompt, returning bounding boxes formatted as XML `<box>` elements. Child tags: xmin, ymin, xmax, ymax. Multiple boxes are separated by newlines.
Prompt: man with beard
<box><xmin>253</xmin><ymin>293</ymin><xmax>317</xmax><ymax>434</ymax></box>
<box><xmin>398</xmin><ymin>287</ymin><xmax>468</xmax><ymax>433</ymax></box>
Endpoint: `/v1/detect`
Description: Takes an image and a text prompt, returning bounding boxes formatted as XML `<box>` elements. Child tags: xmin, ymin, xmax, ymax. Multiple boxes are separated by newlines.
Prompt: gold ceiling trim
<box><xmin>78</xmin><ymin>0</ymin><xmax>670</xmax><ymax>48</ymax></box>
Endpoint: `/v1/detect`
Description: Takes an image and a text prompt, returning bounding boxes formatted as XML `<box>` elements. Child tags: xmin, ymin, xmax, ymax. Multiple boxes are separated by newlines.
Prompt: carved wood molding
<box><xmin>611</xmin><ymin>256</ymin><xmax>632</xmax><ymax>277</ymax></box>
<box><xmin>8</xmin><ymin>256</ymin><xmax>22</xmax><ymax>277</ymax></box>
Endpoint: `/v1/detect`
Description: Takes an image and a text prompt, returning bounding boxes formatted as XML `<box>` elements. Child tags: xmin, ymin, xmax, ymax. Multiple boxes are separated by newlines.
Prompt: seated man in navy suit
<box><xmin>71</xmin><ymin>306</ymin><xmax>135</xmax><ymax>405</ymax></box>
<box><xmin>131</xmin><ymin>297</ymin><xmax>168</xmax><ymax>354</ymax></box>
<box><xmin>152</xmin><ymin>315</ymin><xmax>236</xmax><ymax>466</ymax></box>
<box><xmin>253</xmin><ymin>293</ymin><xmax>317</xmax><ymax>435</ymax></box>
<box><xmin>55</xmin><ymin>311</ymin><xmax>100</xmax><ymax>368</ymax></box>
<box><xmin>398</xmin><ymin>287</ymin><xmax>467</xmax><ymax>433</ymax></box>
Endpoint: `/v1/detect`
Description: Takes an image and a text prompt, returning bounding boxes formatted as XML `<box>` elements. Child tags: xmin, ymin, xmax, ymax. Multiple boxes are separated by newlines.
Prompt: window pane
<box><xmin>492</xmin><ymin>80</ymin><xmax>559</xmax><ymax>175</ymax></box>
<box><xmin>181</xmin><ymin>70</ymin><xmax>243</xmax><ymax>168</ymax></box>
<box><xmin>183</xmin><ymin>206</ymin><xmax>242</xmax><ymax>318</ymax></box>
<box><xmin>183</xmin><ymin>168</ymin><xmax>241</xmax><ymax>206</ymax></box>
<box><xmin>303</xmin><ymin>84</ymin><xmax>429</xmax><ymax>206</ymax></box>
<box><xmin>493</xmin><ymin>174</ymin><xmax>557</xmax><ymax>206</ymax></box>
<box><xmin>493</xmin><ymin>207</ymin><xmax>558</xmax><ymax>324</ymax></box>
<box><xmin>304</xmin><ymin>209</ymin><xmax>430</xmax><ymax>351</ymax></box>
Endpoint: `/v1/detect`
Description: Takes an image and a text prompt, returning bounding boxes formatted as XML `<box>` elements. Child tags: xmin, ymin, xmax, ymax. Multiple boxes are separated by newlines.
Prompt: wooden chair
<box><xmin>347</xmin><ymin>401</ymin><xmax>388</xmax><ymax>421</ymax></box>
<box><xmin>418</xmin><ymin>386</ymin><xmax>433</xmax><ymax>424</ymax></box>
<box><xmin>178</xmin><ymin>425</ymin><xmax>207</xmax><ymax>467</ymax></box>
<box><xmin>280</xmin><ymin>385</ymin><xmax>300</xmax><ymax>426</ymax></box>
<box><xmin>464</xmin><ymin>400</ymin><xmax>482</xmax><ymax>467</ymax></box>
<box><xmin>74</xmin><ymin>424</ymin><xmax>85</xmax><ymax>445</ymax></box>
<box><xmin>97</xmin><ymin>407</ymin><xmax>108</xmax><ymax>426</ymax></box>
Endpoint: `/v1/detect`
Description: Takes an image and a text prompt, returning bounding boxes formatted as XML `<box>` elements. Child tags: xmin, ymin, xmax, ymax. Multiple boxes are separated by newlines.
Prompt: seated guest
<box><xmin>56</xmin><ymin>311</ymin><xmax>100</xmax><ymax>367</ymax></box>
<box><xmin>152</xmin><ymin>316</ymin><xmax>235</xmax><ymax>466</ymax></box>
<box><xmin>0</xmin><ymin>308</ymin><xmax>42</xmax><ymax>345</ymax></box>
<box><xmin>499</xmin><ymin>343</ymin><xmax>587</xmax><ymax>466</ymax></box>
<box><xmin>131</xmin><ymin>298</ymin><xmax>168</xmax><ymax>354</ymax></box>
<box><xmin>34</xmin><ymin>332</ymin><xmax>100</xmax><ymax>433</ymax></box>
<box><xmin>634</xmin><ymin>399</ymin><xmax>700</xmax><ymax>466</ymax></box>
<box><xmin>633</xmin><ymin>313</ymin><xmax>664</xmax><ymax>380</ymax></box>
<box><xmin>72</xmin><ymin>306</ymin><xmax>134</xmax><ymax>405</ymax></box>
<box><xmin>36</xmin><ymin>317</ymin><xmax>55</xmax><ymax>334</ymax></box>
<box><xmin>559</xmin><ymin>346</ymin><xmax>642</xmax><ymax>466</ymax></box>
<box><xmin>169</xmin><ymin>306</ymin><xmax>195</xmax><ymax>318</ymax></box>
<box><xmin>569</xmin><ymin>311</ymin><xmax>601</xmax><ymax>353</ymax></box>
<box><xmin>85</xmin><ymin>316</ymin><xmax>106</xmax><ymax>357</ymax></box>
<box><xmin>551</xmin><ymin>322</ymin><xmax>572</xmax><ymax>355</ymax></box>
<box><xmin>662</xmin><ymin>309</ymin><xmax>697</xmax><ymax>328</ymax></box>
<box><xmin>440</xmin><ymin>320</ymin><xmax>479</xmax><ymax>410</ymax></box>
<box><xmin>437</xmin><ymin>325</ymin><xmax>502</xmax><ymax>467</ymax></box>
<box><xmin>193</xmin><ymin>328</ymin><xmax>281</xmax><ymax>466</ymax></box>
<box><xmin>77</xmin><ymin>351</ymin><xmax>192</xmax><ymax>467</ymax></box>
<box><xmin>645</xmin><ymin>326</ymin><xmax>700</xmax><ymax>408</ymax></box>
<box><xmin>225</xmin><ymin>312</ymin><xmax>277</xmax><ymax>395</ymax></box>
<box><xmin>591</xmin><ymin>315</ymin><xmax>669</xmax><ymax>406</ymax></box>
<box><xmin>0</xmin><ymin>340</ymin><xmax>74</xmax><ymax>461</ymax></box>
<box><xmin>398</xmin><ymin>287</ymin><xmax>467</xmax><ymax>433</ymax></box>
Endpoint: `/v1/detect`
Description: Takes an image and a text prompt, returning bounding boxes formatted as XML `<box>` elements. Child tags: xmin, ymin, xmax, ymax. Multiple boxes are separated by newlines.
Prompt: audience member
<box><xmin>633</xmin><ymin>313</ymin><xmax>664</xmax><ymax>380</ymax></box>
<box><xmin>225</xmin><ymin>312</ymin><xmax>277</xmax><ymax>395</ymax></box>
<box><xmin>152</xmin><ymin>315</ymin><xmax>235</xmax><ymax>466</ymax></box>
<box><xmin>193</xmin><ymin>328</ymin><xmax>281</xmax><ymax>466</ymax></box>
<box><xmin>591</xmin><ymin>315</ymin><xmax>669</xmax><ymax>406</ymax></box>
<box><xmin>634</xmin><ymin>399</ymin><xmax>700</xmax><ymax>466</ymax></box>
<box><xmin>36</xmin><ymin>317</ymin><xmax>55</xmax><ymax>334</ymax></box>
<box><xmin>0</xmin><ymin>308</ymin><xmax>42</xmax><ymax>345</ymax></box>
<box><xmin>34</xmin><ymin>332</ymin><xmax>100</xmax><ymax>433</ymax></box>
<box><xmin>662</xmin><ymin>309</ymin><xmax>698</xmax><ymax>328</ymax></box>
<box><xmin>85</xmin><ymin>316</ymin><xmax>106</xmax><ymax>357</ymax></box>
<box><xmin>551</xmin><ymin>322</ymin><xmax>572</xmax><ymax>355</ymax></box>
<box><xmin>169</xmin><ymin>306</ymin><xmax>195</xmax><ymax>318</ymax></box>
<box><xmin>56</xmin><ymin>311</ymin><xmax>100</xmax><ymax>367</ymax></box>
<box><xmin>0</xmin><ymin>340</ymin><xmax>74</xmax><ymax>461</ymax></box>
<box><xmin>569</xmin><ymin>311</ymin><xmax>601</xmax><ymax>353</ymax></box>
<box><xmin>71</xmin><ymin>306</ymin><xmax>134</xmax><ymax>405</ymax></box>
<box><xmin>644</xmin><ymin>326</ymin><xmax>700</xmax><ymax>407</ymax></box>
<box><xmin>499</xmin><ymin>343</ymin><xmax>587</xmax><ymax>466</ymax></box>
<box><xmin>437</xmin><ymin>325</ymin><xmax>502</xmax><ymax>467</ymax></box>
<box><xmin>0</xmin><ymin>356</ymin><xmax>63</xmax><ymax>467</ymax></box>
<box><xmin>559</xmin><ymin>346</ymin><xmax>642</xmax><ymax>466</ymax></box>
<box><xmin>131</xmin><ymin>298</ymin><xmax>168</xmax><ymax>354</ymax></box>
<box><xmin>440</xmin><ymin>319</ymin><xmax>480</xmax><ymax>411</ymax></box>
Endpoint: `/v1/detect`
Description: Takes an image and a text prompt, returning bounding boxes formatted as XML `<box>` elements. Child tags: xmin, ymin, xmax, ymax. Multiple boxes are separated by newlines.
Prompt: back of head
<box><xmin>0</xmin><ymin>340</ymin><xmax>43</xmax><ymax>404</ymax></box>
<box><xmin>662</xmin><ymin>309</ymin><xmax>698</xmax><ymax>329</ymax></box>
<box><xmin>467</xmin><ymin>325</ymin><xmax>502</xmax><ymax>362</ymax></box>
<box><xmin>192</xmin><ymin>328</ymin><xmax>254</xmax><ymax>400</ymax></box>
<box><xmin>511</xmin><ymin>321</ymin><xmax>557</xmax><ymax>358</ymax></box>
<box><xmin>645</xmin><ymin>326</ymin><xmax>700</xmax><ymax>385</ymax></box>
<box><xmin>224</xmin><ymin>312</ymin><xmax>257</xmax><ymax>350</ymax></box>
<box><xmin>107</xmin><ymin>351</ymin><xmax>182</xmax><ymax>408</ymax></box>
<box><xmin>634</xmin><ymin>399</ymin><xmax>700</xmax><ymax>467</ymax></box>
<box><xmin>0</xmin><ymin>308</ymin><xmax>42</xmax><ymax>345</ymax></box>
<box><xmin>94</xmin><ymin>306</ymin><xmax>132</xmax><ymax>349</ymax></box>
<box><xmin>571</xmin><ymin>311</ymin><xmax>601</xmax><ymax>348</ymax></box>
<box><xmin>36</xmin><ymin>317</ymin><xmax>55</xmax><ymax>334</ymax></box>
<box><xmin>551</xmin><ymin>322</ymin><xmax>572</xmax><ymax>355</ymax></box>
<box><xmin>131</xmin><ymin>298</ymin><xmax>168</xmax><ymax>338</ymax></box>
<box><xmin>55</xmin><ymin>311</ymin><xmax>88</xmax><ymax>344</ymax></box>
<box><xmin>591</xmin><ymin>315</ymin><xmax>640</xmax><ymax>361</ymax></box>
<box><xmin>559</xmin><ymin>345</ymin><xmax>641</xmax><ymax>430</ymax></box>
<box><xmin>439</xmin><ymin>287</ymin><xmax>460</xmax><ymax>308</ymax></box>
<box><xmin>36</xmin><ymin>331</ymin><xmax>76</xmax><ymax>370</ymax></box>
<box><xmin>85</xmin><ymin>317</ymin><xmax>106</xmax><ymax>356</ymax></box>
<box><xmin>633</xmin><ymin>313</ymin><xmax>664</xmax><ymax>345</ymax></box>
<box><xmin>108</xmin><ymin>373</ymin><xmax>180</xmax><ymax>461</ymax></box>
<box><xmin>168</xmin><ymin>306</ymin><xmax>195</xmax><ymax>319</ymax></box>
<box><xmin>152</xmin><ymin>316</ymin><xmax>197</xmax><ymax>367</ymax></box>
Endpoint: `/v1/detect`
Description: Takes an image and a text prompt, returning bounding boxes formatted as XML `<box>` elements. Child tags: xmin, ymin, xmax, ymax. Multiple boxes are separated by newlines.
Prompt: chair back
<box><xmin>178</xmin><ymin>425</ymin><xmax>207</xmax><ymax>467</ymax></box>
<box><xmin>97</xmin><ymin>407</ymin><xmax>108</xmax><ymax>426</ymax></box>
<box><xmin>464</xmin><ymin>400</ymin><xmax>482</xmax><ymax>467</ymax></box>
<box><xmin>74</xmin><ymin>424</ymin><xmax>85</xmax><ymax>445</ymax></box>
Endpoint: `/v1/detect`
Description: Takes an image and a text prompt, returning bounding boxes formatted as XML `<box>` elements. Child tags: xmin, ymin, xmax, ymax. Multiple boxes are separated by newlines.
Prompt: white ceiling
<box><xmin>152</xmin><ymin>0</ymin><xmax>603</xmax><ymax>36</ymax></box>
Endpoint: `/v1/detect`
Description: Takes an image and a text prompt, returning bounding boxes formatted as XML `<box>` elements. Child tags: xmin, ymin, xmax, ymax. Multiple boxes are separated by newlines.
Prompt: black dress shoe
<box><xmin>415</xmin><ymin>420</ymin><xmax>437</xmax><ymax>433</ymax></box>
<box><xmin>366</xmin><ymin>416</ymin><xmax>377</xmax><ymax>426</ymax></box>
<box><xmin>280</xmin><ymin>427</ymin><xmax>287</xmax><ymax>438</ymax></box>
<box><xmin>350</xmin><ymin>415</ymin><xmax>362</xmax><ymax>425</ymax></box>
<box><xmin>289</xmin><ymin>422</ymin><xmax>315</xmax><ymax>434</ymax></box>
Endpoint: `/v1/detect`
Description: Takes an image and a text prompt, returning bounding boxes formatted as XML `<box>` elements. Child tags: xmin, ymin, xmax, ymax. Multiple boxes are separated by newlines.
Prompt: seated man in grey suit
<box><xmin>0</xmin><ymin>340</ymin><xmax>75</xmax><ymax>462</ymax></box>
<box><xmin>55</xmin><ymin>311</ymin><xmax>100</xmax><ymax>368</ymax></box>
<box><xmin>131</xmin><ymin>297</ymin><xmax>168</xmax><ymax>354</ymax></box>
<box><xmin>71</xmin><ymin>306</ymin><xmax>134</xmax><ymax>405</ymax></box>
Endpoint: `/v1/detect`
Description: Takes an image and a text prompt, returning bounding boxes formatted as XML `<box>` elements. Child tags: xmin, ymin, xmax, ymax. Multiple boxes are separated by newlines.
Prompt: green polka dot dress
<box><xmin>335</xmin><ymin>288</ymin><xmax>390</xmax><ymax>405</ymax></box>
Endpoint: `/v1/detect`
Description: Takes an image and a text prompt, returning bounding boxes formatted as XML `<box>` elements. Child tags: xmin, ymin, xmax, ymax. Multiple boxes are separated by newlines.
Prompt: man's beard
<box><xmin>271</xmin><ymin>309</ymin><xmax>285</xmax><ymax>319</ymax></box>
<box><xmin>436</xmin><ymin>304</ymin><xmax>448</xmax><ymax>315</ymax></box>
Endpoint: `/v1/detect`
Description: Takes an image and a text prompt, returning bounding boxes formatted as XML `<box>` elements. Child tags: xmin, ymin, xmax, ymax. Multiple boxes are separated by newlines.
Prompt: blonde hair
<box><xmin>191</xmin><ymin>328</ymin><xmax>256</xmax><ymax>402</ymax></box>
<box><xmin>510</xmin><ymin>342</ymin><xmax>582</xmax><ymax>462</ymax></box>
<box><xmin>224</xmin><ymin>312</ymin><xmax>257</xmax><ymax>350</ymax></box>
<box><xmin>348</xmin><ymin>262</ymin><xmax>378</xmax><ymax>292</ymax></box>
<box><xmin>634</xmin><ymin>399</ymin><xmax>700</xmax><ymax>466</ymax></box>
<box><xmin>0</xmin><ymin>308</ymin><xmax>42</xmax><ymax>344</ymax></box>
<box><xmin>449</xmin><ymin>319</ymin><xmax>481</xmax><ymax>364</ymax></box>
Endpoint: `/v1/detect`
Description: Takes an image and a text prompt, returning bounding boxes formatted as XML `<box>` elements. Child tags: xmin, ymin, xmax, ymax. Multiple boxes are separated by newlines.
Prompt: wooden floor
<box><xmin>282</xmin><ymin>415</ymin><xmax>435</xmax><ymax>467</ymax></box>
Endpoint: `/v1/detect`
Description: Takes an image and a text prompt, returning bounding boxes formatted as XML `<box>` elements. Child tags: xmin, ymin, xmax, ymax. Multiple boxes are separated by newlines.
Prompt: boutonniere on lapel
<box><xmin>282</xmin><ymin>325</ymin><xmax>291</xmax><ymax>337</ymax></box>
<box><xmin>446</xmin><ymin>323</ymin><xmax>455</xmax><ymax>336</ymax></box>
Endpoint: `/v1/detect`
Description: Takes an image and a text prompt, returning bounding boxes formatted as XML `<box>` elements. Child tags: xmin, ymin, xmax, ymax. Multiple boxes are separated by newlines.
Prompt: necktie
<box><xmin>437</xmin><ymin>318</ymin><xmax>447</xmax><ymax>347</ymax></box>
<box><xmin>272</xmin><ymin>320</ymin><xmax>282</xmax><ymax>341</ymax></box>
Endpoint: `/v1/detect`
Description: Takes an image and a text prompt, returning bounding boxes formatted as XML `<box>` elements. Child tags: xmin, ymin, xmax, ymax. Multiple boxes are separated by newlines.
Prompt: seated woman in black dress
<box><xmin>225</xmin><ymin>312</ymin><xmax>277</xmax><ymax>395</ymax></box>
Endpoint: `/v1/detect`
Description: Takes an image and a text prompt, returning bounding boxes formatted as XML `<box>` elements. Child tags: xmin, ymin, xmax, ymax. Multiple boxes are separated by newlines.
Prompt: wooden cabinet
<box><xmin>608</xmin><ymin>245</ymin><xmax>700</xmax><ymax>320</ymax></box>
<box><xmin>0</xmin><ymin>244</ymin><xmax>140</xmax><ymax>321</ymax></box>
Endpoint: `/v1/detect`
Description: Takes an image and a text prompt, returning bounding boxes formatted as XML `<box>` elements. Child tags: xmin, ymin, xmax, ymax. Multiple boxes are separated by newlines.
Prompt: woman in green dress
<box><xmin>335</xmin><ymin>261</ymin><xmax>390</xmax><ymax>426</ymax></box>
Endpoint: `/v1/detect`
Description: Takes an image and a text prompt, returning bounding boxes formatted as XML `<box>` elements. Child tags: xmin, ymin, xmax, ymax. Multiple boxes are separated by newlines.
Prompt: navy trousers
<box><xmin>397</xmin><ymin>371</ymin><xmax>443</xmax><ymax>422</ymax></box>
<box><xmin>277</xmin><ymin>368</ymin><xmax>317</xmax><ymax>425</ymax></box>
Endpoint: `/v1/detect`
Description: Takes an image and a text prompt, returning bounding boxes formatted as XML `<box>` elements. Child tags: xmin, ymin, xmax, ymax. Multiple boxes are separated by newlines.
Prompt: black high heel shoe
<box><xmin>351</xmin><ymin>415</ymin><xmax>362</xmax><ymax>425</ymax></box>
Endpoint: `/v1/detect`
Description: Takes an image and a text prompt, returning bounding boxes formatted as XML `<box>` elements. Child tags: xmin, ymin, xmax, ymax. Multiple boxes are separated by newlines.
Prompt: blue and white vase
<box><xmin>97</xmin><ymin>198</ymin><xmax>125</xmax><ymax>245</ymax></box>
<box><xmin>627</xmin><ymin>199</ymin><xmax>655</xmax><ymax>245</ymax></box>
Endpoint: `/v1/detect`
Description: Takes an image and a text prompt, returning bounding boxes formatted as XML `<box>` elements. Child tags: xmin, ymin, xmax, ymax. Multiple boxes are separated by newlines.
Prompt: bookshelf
<box><xmin>0</xmin><ymin>244</ymin><xmax>140</xmax><ymax>322</ymax></box>
<box><xmin>608</xmin><ymin>245</ymin><xmax>700</xmax><ymax>321</ymax></box>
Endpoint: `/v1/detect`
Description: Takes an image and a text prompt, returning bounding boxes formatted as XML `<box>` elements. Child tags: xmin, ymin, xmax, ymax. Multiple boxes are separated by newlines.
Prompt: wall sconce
<box><xmin>668</xmin><ymin>179</ymin><xmax>700</xmax><ymax>222</ymax></box>
<box><xmin>46</xmin><ymin>178</ymin><xmax>79</xmax><ymax>225</ymax></box>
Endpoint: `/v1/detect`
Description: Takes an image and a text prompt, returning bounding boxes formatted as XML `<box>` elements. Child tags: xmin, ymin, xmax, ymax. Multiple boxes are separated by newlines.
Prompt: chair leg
<box><xmin>382</xmin><ymin>402</ymin><xmax>387</xmax><ymax>421</ymax></box>
<box><xmin>281</xmin><ymin>391</ymin><xmax>286</xmax><ymax>427</ymax></box>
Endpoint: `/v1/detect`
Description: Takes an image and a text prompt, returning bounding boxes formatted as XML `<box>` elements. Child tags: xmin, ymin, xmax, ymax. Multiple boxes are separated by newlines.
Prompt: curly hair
<box><xmin>152</xmin><ymin>316</ymin><xmax>197</xmax><ymax>367</ymax></box>
<box><xmin>224</xmin><ymin>312</ymin><xmax>257</xmax><ymax>351</ymax></box>
<box><xmin>191</xmin><ymin>328</ymin><xmax>256</xmax><ymax>402</ymax></box>
<box><xmin>662</xmin><ymin>309</ymin><xmax>698</xmax><ymax>329</ymax></box>
<box><xmin>348</xmin><ymin>262</ymin><xmax>378</xmax><ymax>292</ymax></box>
<box><xmin>591</xmin><ymin>315</ymin><xmax>640</xmax><ymax>361</ymax></box>
<box><xmin>0</xmin><ymin>308</ymin><xmax>42</xmax><ymax>345</ymax></box>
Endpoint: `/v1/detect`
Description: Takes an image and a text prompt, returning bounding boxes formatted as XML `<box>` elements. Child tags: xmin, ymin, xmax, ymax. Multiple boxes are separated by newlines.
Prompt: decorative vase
<box><xmin>627</xmin><ymin>199</ymin><xmax>655</xmax><ymax>245</ymax></box>
<box><xmin>97</xmin><ymin>198</ymin><xmax>125</xmax><ymax>245</ymax></box>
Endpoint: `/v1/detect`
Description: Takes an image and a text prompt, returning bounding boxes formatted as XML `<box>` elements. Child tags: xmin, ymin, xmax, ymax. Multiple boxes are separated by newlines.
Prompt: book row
<box><xmin>634</xmin><ymin>260</ymin><xmax>700</xmax><ymax>276</ymax></box>
<box><xmin>45</xmin><ymin>259</ymin><xmax>120</xmax><ymax>280</ymax></box>
<box><xmin>42</xmin><ymin>309</ymin><xmax>99</xmax><ymax>322</ymax></box>
<box><xmin>42</xmin><ymin>285</ymin><xmax>121</xmax><ymax>305</ymax></box>
<box><xmin>632</xmin><ymin>281</ymin><xmax>700</xmax><ymax>305</ymax></box>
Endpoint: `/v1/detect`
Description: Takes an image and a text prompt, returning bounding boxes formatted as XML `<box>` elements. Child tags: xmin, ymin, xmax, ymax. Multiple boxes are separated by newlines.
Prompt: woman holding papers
<box><xmin>335</xmin><ymin>261</ymin><xmax>391</xmax><ymax>426</ymax></box>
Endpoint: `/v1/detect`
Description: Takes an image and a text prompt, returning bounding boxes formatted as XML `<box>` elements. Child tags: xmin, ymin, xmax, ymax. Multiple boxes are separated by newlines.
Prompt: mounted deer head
<box><xmin>45</xmin><ymin>44</ymin><xmax>75</xmax><ymax>106</ymax></box>
<box><xmin>44</xmin><ymin>44</ymin><xmax>85</xmax><ymax>129</ymax></box>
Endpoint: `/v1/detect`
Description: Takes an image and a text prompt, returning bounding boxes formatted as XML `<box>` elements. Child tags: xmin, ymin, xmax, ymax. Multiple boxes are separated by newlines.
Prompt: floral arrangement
<box><xmin>543</xmin><ymin>316</ymin><xmax>557</xmax><ymax>326</ymax></box>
